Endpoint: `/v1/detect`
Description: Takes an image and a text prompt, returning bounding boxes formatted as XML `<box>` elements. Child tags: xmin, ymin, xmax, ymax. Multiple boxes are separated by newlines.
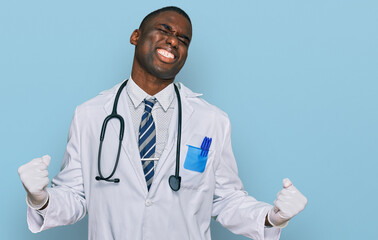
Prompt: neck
<box><xmin>131</xmin><ymin>70</ymin><xmax>174</xmax><ymax>96</ymax></box>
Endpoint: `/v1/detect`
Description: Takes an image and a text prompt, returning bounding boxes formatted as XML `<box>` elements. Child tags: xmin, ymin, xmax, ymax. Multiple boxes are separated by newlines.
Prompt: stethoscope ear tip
<box><xmin>95</xmin><ymin>176</ymin><xmax>101</xmax><ymax>181</ymax></box>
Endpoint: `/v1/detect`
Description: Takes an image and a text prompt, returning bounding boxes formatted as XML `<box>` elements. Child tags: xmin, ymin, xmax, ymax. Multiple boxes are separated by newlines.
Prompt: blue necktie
<box><xmin>139</xmin><ymin>98</ymin><xmax>156</xmax><ymax>190</ymax></box>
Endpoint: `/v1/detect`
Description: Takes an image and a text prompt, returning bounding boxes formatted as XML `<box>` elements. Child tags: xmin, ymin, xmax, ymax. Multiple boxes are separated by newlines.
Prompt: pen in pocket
<box><xmin>200</xmin><ymin>137</ymin><xmax>212</xmax><ymax>157</ymax></box>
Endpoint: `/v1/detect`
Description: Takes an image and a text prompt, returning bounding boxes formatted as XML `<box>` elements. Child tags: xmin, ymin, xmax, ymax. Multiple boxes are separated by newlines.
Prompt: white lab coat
<box><xmin>27</xmin><ymin>81</ymin><xmax>281</xmax><ymax>240</ymax></box>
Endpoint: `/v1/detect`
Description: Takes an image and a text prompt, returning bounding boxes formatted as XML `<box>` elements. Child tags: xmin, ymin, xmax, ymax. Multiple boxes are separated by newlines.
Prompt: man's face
<box><xmin>131</xmin><ymin>11</ymin><xmax>192</xmax><ymax>80</ymax></box>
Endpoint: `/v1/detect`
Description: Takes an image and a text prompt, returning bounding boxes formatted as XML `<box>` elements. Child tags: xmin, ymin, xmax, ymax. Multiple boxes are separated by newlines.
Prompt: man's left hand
<box><xmin>267</xmin><ymin>178</ymin><xmax>308</xmax><ymax>228</ymax></box>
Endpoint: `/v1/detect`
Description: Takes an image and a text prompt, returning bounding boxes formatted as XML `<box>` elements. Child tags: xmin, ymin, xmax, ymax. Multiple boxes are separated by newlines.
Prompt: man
<box><xmin>18</xmin><ymin>6</ymin><xmax>307</xmax><ymax>240</ymax></box>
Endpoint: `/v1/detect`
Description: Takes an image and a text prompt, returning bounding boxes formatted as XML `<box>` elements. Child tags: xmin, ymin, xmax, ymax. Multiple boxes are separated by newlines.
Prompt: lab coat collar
<box><xmin>175</xmin><ymin>82</ymin><xmax>203</xmax><ymax>98</ymax></box>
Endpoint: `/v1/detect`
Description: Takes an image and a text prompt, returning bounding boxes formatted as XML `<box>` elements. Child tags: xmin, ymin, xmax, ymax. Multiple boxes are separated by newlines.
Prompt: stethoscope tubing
<box><xmin>169</xmin><ymin>84</ymin><xmax>182</xmax><ymax>191</ymax></box>
<box><xmin>96</xmin><ymin>80</ymin><xmax>182</xmax><ymax>190</ymax></box>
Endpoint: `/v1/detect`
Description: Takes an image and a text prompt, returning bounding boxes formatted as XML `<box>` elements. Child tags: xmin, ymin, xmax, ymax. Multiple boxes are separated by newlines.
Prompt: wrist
<box><xmin>265</xmin><ymin>214</ymin><xmax>273</xmax><ymax>227</ymax></box>
<box><xmin>267</xmin><ymin>208</ymin><xmax>290</xmax><ymax>228</ymax></box>
<box><xmin>26</xmin><ymin>192</ymin><xmax>49</xmax><ymax>210</ymax></box>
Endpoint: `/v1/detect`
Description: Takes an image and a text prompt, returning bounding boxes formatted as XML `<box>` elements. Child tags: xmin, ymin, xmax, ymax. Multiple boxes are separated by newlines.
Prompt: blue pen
<box><xmin>205</xmin><ymin>138</ymin><xmax>212</xmax><ymax>157</ymax></box>
<box><xmin>200</xmin><ymin>137</ymin><xmax>208</xmax><ymax>156</ymax></box>
<box><xmin>200</xmin><ymin>137</ymin><xmax>212</xmax><ymax>157</ymax></box>
<box><xmin>204</xmin><ymin>138</ymin><xmax>212</xmax><ymax>157</ymax></box>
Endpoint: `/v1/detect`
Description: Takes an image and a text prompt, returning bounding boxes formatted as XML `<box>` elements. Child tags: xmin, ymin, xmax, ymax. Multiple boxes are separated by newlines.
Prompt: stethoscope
<box><xmin>95</xmin><ymin>80</ymin><xmax>182</xmax><ymax>191</ymax></box>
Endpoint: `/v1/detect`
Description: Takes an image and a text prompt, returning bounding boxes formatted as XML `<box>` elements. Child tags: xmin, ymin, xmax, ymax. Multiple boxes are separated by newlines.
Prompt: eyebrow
<box><xmin>160</xmin><ymin>24</ymin><xmax>190</xmax><ymax>42</ymax></box>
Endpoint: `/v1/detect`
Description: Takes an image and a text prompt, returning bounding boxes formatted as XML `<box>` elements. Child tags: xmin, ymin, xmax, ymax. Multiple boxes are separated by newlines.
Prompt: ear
<box><xmin>130</xmin><ymin>29</ymin><xmax>140</xmax><ymax>46</ymax></box>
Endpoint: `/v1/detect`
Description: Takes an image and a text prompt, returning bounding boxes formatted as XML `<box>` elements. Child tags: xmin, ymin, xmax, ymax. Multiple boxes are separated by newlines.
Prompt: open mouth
<box><xmin>157</xmin><ymin>48</ymin><xmax>176</xmax><ymax>63</ymax></box>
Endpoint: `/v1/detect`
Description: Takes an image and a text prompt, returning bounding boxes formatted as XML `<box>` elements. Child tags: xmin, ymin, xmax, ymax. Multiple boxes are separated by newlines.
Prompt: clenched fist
<box><xmin>268</xmin><ymin>178</ymin><xmax>307</xmax><ymax>228</ymax></box>
<box><xmin>18</xmin><ymin>155</ymin><xmax>51</xmax><ymax>209</ymax></box>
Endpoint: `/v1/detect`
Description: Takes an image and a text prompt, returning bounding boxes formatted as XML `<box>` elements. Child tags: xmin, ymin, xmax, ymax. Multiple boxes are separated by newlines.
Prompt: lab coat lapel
<box><xmin>177</xmin><ymin>83</ymin><xmax>203</xmax><ymax>144</ymax></box>
<box><xmin>152</xmin><ymin>83</ymin><xmax>197</xmax><ymax>188</ymax></box>
<box><xmin>179</xmin><ymin>84</ymin><xmax>197</xmax><ymax>139</ymax></box>
<box><xmin>102</xmin><ymin>82</ymin><xmax>148</xmax><ymax>194</ymax></box>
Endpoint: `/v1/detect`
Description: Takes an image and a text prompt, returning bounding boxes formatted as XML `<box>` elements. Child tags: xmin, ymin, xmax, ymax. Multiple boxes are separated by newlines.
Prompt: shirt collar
<box><xmin>127</xmin><ymin>77</ymin><xmax>175</xmax><ymax>112</ymax></box>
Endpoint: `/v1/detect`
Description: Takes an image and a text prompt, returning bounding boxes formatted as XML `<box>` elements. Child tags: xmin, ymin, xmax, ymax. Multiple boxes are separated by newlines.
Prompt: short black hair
<box><xmin>139</xmin><ymin>6</ymin><xmax>191</xmax><ymax>30</ymax></box>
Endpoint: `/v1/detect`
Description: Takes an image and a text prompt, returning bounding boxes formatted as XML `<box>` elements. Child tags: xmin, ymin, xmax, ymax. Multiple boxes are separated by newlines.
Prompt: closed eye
<box><xmin>159</xmin><ymin>28</ymin><xmax>168</xmax><ymax>34</ymax></box>
<box><xmin>157</xmin><ymin>23</ymin><xmax>190</xmax><ymax>46</ymax></box>
<box><xmin>161</xmin><ymin>23</ymin><xmax>172</xmax><ymax>31</ymax></box>
<box><xmin>178</xmin><ymin>37</ymin><xmax>189</xmax><ymax>46</ymax></box>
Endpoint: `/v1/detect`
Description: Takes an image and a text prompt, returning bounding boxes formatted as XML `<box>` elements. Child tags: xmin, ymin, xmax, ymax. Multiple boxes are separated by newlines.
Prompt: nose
<box><xmin>166</xmin><ymin>35</ymin><xmax>179</xmax><ymax>49</ymax></box>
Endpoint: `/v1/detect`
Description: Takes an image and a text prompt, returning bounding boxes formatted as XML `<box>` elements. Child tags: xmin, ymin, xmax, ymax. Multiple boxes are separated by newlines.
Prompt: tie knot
<box><xmin>144</xmin><ymin>98</ymin><xmax>156</xmax><ymax>113</ymax></box>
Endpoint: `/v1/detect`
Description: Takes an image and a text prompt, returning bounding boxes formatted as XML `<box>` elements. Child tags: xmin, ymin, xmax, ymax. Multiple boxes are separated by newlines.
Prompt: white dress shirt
<box><xmin>125</xmin><ymin>77</ymin><xmax>175</xmax><ymax>162</ymax></box>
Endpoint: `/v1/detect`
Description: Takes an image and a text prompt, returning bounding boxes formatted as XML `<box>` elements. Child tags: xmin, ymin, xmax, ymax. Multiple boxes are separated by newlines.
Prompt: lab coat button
<box><xmin>145</xmin><ymin>199</ymin><xmax>152</xmax><ymax>207</ymax></box>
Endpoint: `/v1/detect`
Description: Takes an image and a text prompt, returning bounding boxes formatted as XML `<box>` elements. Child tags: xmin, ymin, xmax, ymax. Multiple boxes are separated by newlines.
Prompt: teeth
<box><xmin>158</xmin><ymin>49</ymin><xmax>174</xmax><ymax>59</ymax></box>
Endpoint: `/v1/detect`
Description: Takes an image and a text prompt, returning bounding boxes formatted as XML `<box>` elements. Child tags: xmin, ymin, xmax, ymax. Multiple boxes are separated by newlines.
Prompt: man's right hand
<box><xmin>18</xmin><ymin>155</ymin><xmax>51</xmax><ymax>209</ymax></box>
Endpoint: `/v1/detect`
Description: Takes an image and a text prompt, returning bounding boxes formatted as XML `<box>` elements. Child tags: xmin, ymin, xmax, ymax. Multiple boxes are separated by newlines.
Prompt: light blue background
<box><xmin>1</xmin><ymin>0</ymin><xmax>377</xmax><ymax>239</ymax></box>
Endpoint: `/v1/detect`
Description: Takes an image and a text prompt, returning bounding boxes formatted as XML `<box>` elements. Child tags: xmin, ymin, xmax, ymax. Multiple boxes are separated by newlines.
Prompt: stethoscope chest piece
<box><xmin>169</xmin><ymin>175</ymin><xmax>181</xmax><ymax>191</ymax></box>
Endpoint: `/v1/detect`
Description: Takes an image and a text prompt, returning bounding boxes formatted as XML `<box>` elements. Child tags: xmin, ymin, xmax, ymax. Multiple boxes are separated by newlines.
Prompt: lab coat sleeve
<box><xmin>27</xmin><ymin>108</ymin><xmax>87</xmax><ymax>233</ymax></box>
<box><xmin>211</xmin><ymin>118</ymin><xmax>281</xmax><ymax>240</ymax></box>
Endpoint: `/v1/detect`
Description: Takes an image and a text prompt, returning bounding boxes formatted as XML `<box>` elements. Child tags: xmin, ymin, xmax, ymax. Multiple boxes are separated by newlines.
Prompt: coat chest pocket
<box><xmin>184</xmin><ymin>145</ymin><xmax>208</xmax><ymax>173</ymax></box>
<box><xmin>180</xmin><ymin>138</ymin><xmax>215</xmax><ymax>190</ymax></box>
